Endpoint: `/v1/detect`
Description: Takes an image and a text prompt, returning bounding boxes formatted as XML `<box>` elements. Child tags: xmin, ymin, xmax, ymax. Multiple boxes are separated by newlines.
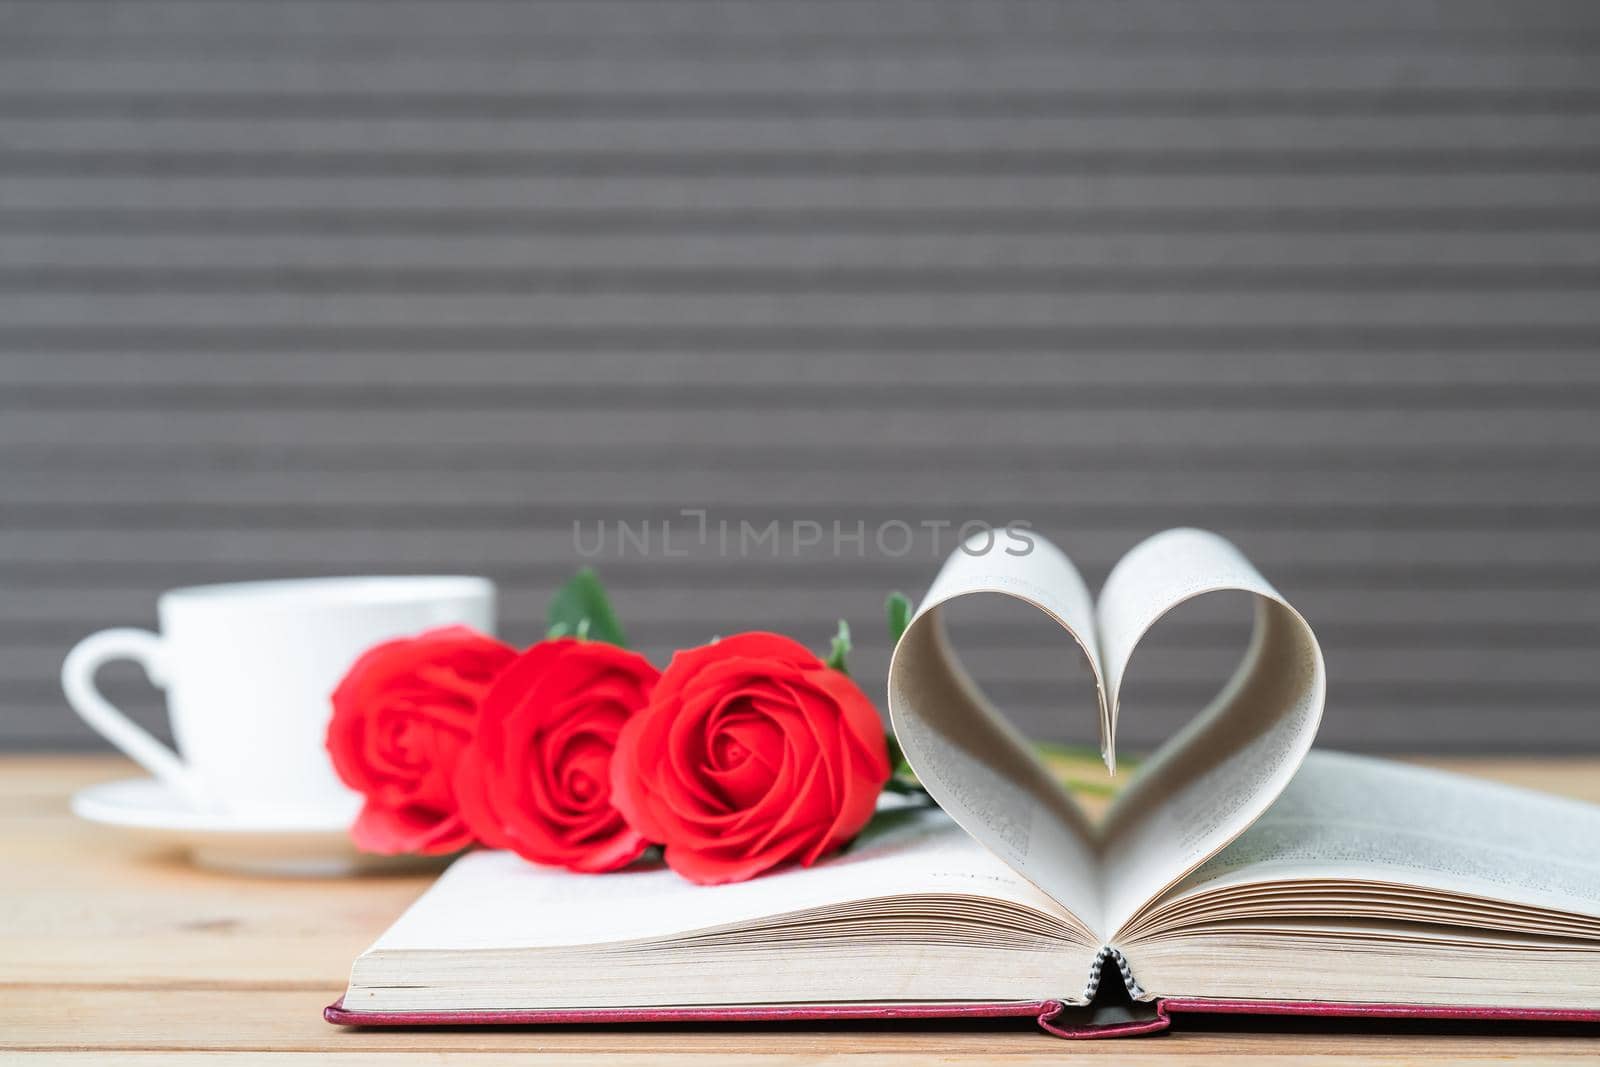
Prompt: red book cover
<box><xmin>324</xmin><ymin>996</ymin><xmax>1600</xmax><ymax>1039</ymax></box>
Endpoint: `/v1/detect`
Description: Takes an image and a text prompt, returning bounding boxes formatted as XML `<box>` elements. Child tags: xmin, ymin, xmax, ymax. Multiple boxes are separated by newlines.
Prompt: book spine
<box><xmin>1083</xmin><ymin>945</ymin><xmax>1146</xmax><ymax>1002</ymax></box>
<box><xmin>1029</xmin><ymin>949</ymin><xmax>1167</xmax><ymax>1039</ymax></box>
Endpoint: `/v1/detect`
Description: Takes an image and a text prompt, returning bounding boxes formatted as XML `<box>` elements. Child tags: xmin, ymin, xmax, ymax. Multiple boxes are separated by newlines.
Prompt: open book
<box><xmin>330</xmin><ymin>529</ymin><xmax>1600</xmax><ymax>1037</ymax></box>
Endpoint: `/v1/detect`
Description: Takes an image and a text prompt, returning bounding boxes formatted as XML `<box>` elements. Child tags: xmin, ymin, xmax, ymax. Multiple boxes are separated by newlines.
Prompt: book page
<box><xmin>370</xmin><ymin>806</ymin><xmax>1087</xmax><ymax>953</ymax></box>
<box><xmin>1097</xmin><ymin>529</ymin><xmax>1326</xmax><ymax>934</ymax></box>
<box><xmin>1129</xmin><ymin>921</ymin><xmax>1600</xmax><ymax>1009</ymax></box>
<box><xmin>1155</xmin><ymin>750</ymin><xmax>1600</xmax><ymax>922</ymax></box>
<box><xmin>886</xmin><ymin>531</ymin><xmax>1104</xmax><ymax>928</ymax></box>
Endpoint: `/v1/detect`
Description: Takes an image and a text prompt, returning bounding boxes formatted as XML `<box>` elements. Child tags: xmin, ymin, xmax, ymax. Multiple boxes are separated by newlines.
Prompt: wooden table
<box><xmin>6</xmin><ymin>755</ymin><xmax>1600</xmax><ymax>1064</ymax></box>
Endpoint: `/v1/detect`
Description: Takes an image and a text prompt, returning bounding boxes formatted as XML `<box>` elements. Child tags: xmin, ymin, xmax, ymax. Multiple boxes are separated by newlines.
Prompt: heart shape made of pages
<box><xmin>886</xmin><ymin>528</ymin><xmax>1326</xmax><ymax>942</ymax></box>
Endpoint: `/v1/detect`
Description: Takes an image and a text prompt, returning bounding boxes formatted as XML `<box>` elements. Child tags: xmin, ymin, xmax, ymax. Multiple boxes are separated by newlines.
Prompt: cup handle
<box><xmin>61</xmin><ymin>628</ymin><xmax>206</xmax><ymax>806</ymax></box>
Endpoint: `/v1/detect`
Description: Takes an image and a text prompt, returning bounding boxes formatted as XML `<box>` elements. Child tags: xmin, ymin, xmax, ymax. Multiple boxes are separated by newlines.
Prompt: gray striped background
<box><xmin>4</xmin><ymin>0</ymin><xmax>1599</xmax><ymax>753</ymax></box>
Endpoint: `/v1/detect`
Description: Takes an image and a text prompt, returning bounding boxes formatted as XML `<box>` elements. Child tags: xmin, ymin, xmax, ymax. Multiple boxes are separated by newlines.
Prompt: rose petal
<box><xmin>460</xmin><ymin>639</ymin><xmax>659</xmax><ymax>872</ymax></box>
<box><xmin>327</xmin><ymin>627</ymin><xmax>517</xmax><ymax>852</ymax></box>
<box><xmin>350</xmin><ymin>801</ymin><xmax>472</xmax><ymax>856</ymax></box>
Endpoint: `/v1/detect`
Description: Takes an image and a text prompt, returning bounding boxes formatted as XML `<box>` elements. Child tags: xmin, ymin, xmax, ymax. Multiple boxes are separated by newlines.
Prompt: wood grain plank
<box><xmin>2</xmin><ymin>205</ymin><xmax>1596</xmax><ymax>235</ymax></box>
<box><xmin>6</xmin><ymin>756</ymin><xmax>1600</xmax><ymax>1057</ymax></box>
<box><xmin>13</xmin><ymin>0</ymin><xmax>1600</xmax><ymax>40</ymax></box>
<box><xmin>7</xmin><ymin>405</ymin><xmax>1600</xmax><ymax>449</ymax></box>
<box><xmin>6</xmin><ymin>350</ymin><xmax>1600</xmax><ymax>388</ymax></box>
<box><xmin>8</xmin><ymin>988</ymin><xmax>1600</xmax><ymax>1060</ymax></box>
<box><xmin>4</xmin><ymin>526</ymin><xmax>1597</xmax><ymax>572</ymax></box>
<box><xmin>5</xmin><ymin>466</ymin><xmax>1599</xmax><ymax>509</ymax></box>
<box><xmin>5</xmin><ymin>52</ymin><xmax>1599</xmax><ymax>96</ymax></box>
<box><xmin>10</xmin><ymin>173</ymin><xmax>1600</xmax><ymax>212</ymax></box>
<box><xmin>5</xmin><ymin>290</ymin><xmax>1599</xmax><ymax>328</ymax></box>
<box><xmin>6</xmin><ymin>115</ymin><xmax>1600</xmax><ymax>157</ymax></box>
<box><xmin>6</xmin><ymin>231</ymin><xmax>1600</xmax><ymax>275</ymax></box>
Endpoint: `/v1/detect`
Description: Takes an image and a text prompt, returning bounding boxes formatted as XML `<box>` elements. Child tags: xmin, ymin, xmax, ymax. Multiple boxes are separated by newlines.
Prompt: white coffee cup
<box><xmin>62</xmin><ymin>576</ymin><xmax>496</xmax><ymax>816</ymax></box>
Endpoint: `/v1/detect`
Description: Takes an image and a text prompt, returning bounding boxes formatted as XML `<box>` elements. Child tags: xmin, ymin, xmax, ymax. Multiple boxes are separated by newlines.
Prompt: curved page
<box><xmin>886</xmin><ymin>532</ymin><xmax>1104</xmax><ymax>923</ymax></box>
<box><xmin>1094</xmin><ymin>529</ymin><xmax>1326</xmax><ymax>938</ymax></box>
<box><xmin>888</xmin><ymin>528</ymin><xmax>1325</xmax><ymax>942</ymax></box>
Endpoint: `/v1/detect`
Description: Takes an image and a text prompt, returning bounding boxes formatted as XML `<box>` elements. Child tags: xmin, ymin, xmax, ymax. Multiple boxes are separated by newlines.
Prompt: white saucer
<box><xmin>70</xmin><ymin>777</ymin><xmax>446</xmax><ymax>877</ymax></box>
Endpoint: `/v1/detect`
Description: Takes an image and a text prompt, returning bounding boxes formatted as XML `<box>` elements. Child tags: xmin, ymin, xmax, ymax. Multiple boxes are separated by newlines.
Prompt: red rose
<box><xmin>455</xmin><ymin>638</ymin><xmax>660</xmax><ymax>873</ymax></box>
<box><xmin>610</xmin><ymin>632</ymin><xmax>891</xmax><ymax>885</ymax></box>
<box><xmin>326</xmin><ymin>626</ymin><xmax>516</xmax><ymax>855</ymax></box>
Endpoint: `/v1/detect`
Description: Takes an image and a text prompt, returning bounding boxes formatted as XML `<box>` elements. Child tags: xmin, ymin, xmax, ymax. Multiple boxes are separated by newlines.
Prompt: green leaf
<box><xmin>885</xmin><ymin>731</ymin><xmax>906</xmax><ymax>776</ymax></box>
<box><xmin>546</xmin><ymin>568</ymin><xmax>628</xmax><ymax>648</ymax></box>
<box><xmin>885</xmin><ymin>591</ymin><xmax>912</xmax><ymax>645</ymax></box>
<box><xmin>824</xmin><ymin>618</ymin><xmax>852</xmax><ymax>673</ymax></box>
<box><xmin>882</xmin><ymin>730</ymin><xmax>928</xmax><ymax>799</ymax></box>
<box><xmin>841</xmin><ymin>794</ymin><xmax>940</xmax><ymax>853</ymax></box>
<box><xmin>1062</xmin><ymin>778</ymin><xmax>1119</xmax><ymax>798</ymax></box>
<box><xmin>1032</xmin><ymin>739</ymin><xmax>1142</xmax><ymax>770</ymax></box>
